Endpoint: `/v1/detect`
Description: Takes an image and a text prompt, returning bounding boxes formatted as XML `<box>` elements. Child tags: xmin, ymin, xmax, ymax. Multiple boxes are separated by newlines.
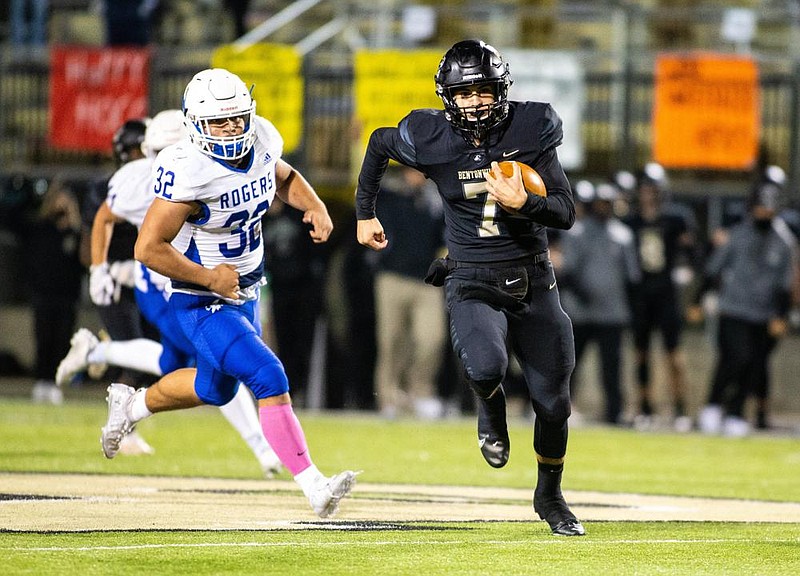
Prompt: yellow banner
<box><xmin>653</xmin><ymin>53</ymin><xmax>760</xmax><ymax>170</ymax></box>
<box><xmin>212</xmin><ymin>43</ymin><xmax>303</xmax><ymax>154</ymax></box>
<box><xmin>354</xmin><ymin>49</ymin><xmax>443</xmax><ymax>151</ymax></box>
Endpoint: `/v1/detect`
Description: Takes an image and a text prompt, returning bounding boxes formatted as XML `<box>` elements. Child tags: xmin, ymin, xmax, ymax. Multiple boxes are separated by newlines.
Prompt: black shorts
<box><xmin>632</xmin><ymin>286</ymin><xmax>683</xmax><ymax>352</ymax></box>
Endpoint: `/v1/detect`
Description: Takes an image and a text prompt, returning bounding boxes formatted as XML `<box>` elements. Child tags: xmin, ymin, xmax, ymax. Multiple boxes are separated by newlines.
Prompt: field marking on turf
<box><xmin>6</xmin><ymin>538</ymin><xmax>800</xmax><ymax>552</ymax></box>
<box><xmin>3</xmin><ymin>473</ymin><xmax>800</xmax><ymax>529</ymax></box>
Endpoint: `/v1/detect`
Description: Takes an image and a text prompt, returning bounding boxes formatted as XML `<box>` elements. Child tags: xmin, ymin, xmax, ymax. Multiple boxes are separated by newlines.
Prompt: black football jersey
<box><xmin>356</xmin><ymin>101</ymin><xmax>575</xmax><ymax>262</ymax></box>
<box><xmin>625</xmin><ymin>205</ymin><xmax>693</xmax><ymax>289</ymax></box>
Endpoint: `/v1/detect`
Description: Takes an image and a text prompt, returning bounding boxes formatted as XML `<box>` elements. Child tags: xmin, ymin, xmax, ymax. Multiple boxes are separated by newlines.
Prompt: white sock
<box><xmin>218</xmin><ymin>384</ymin><xmax>277</xmax><ymax>461</ymax></box>
<box><xmin>87</xmin><ymin>341</ymin><xmax>109</xmax><ymax>364</ymax></box>
<box><xmin>293</xmin><ymin>464</ymin><xmax>323</xmax><ymax>497</ymax></box>
<box><xmin>95</xmin><ymin>339</ymin><xmax>163</xmax><ymax>376</ymax></box>
<box><xmin>128</xmin><ymin>387</ymin><xmax>152</xmax><ymax>423</ymax></box>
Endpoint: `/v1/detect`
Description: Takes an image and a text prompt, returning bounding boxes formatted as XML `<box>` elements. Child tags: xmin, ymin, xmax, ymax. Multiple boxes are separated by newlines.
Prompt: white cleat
<box><xmin>673</xmin><ymin>415</ymin><xmax>693</xmax><ymax>434</ymax></box>
<box><xmin>722</xmin><ymin>416</ymin><xmax>751</xmax><ymax>438</ymax></box>
<box><xmin>56</xmin><ymin>328</ymin><xmax>98</xmax><ymax>387</ymax></box>
<box><xmin>101</xmin><ymin>383</ymin><xmax>136</xmax><ymax>459</ymax></box>
<box><xmin>307</xmin><ymin>470</ymin><xmax>358</xmax><ymax>518</ymax></box>
<box><xmin>698</xmin><ymin>404</ymin><xmax>723</xmax><ymax>435</ymax></box>
<box><xmin>31</xmin><ymin>380</ymin><xmax>64</xmax><ymax>405</ymax></box>
<box><xmin>118</xmin><ymin>429</ymin><xmax>155</xmax><ymax>456</ymax></box>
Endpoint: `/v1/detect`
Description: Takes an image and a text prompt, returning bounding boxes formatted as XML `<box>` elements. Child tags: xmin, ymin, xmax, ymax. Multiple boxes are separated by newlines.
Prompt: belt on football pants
<box><xmin>446</xmin><ymin>250</ymin><xmax>550</xmax><ymax>270</ymax></box>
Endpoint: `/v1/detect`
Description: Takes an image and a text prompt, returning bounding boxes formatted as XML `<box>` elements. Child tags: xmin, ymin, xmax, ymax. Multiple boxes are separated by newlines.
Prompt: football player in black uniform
<box><xmin>625</xmin><ymin>164</ymin><xmax>697</xmax><ymax>432</ymax></box>
<box><xmin>356</xmin><ymin>39</ymin><xmax>583</xmax><ymax>536</ymax></box>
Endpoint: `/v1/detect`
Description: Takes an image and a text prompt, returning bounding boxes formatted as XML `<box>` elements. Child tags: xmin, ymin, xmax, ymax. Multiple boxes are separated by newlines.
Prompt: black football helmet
<box><xmin>435</xmin><ymin>39</ymin><xmax>512</xmax><ymax>141</ymax></box>
<box><xmin>112</xmin><ymin>118</ymin><xmax>148</xmax><ymax>166</ymax></box>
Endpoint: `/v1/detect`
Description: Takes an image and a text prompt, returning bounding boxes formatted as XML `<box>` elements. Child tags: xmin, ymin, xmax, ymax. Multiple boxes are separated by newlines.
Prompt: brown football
<box><xmin>497</xmin><ymin>161</ymin><xmax>547</xmax><ymax>198</ymax></box>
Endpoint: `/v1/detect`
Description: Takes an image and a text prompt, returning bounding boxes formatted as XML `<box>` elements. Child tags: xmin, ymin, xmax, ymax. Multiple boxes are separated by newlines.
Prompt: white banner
<box><xmin>502</xmin><ymin>49</ymin><xmax>585</xmax><ymax>170</ymax></box>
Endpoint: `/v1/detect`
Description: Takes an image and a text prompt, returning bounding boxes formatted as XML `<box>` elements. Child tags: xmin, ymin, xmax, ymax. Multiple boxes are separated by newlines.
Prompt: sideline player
<box><xmin>625</xmin><ymin>164</ymin><xmax>696</xmax><ymax>431</ymax></box>
<box><xmin>355</xmin><ymin>40</ymin><xmax>583</xmax><ymax>535</ymax></box>
<box><xmin>59</xmin><ymin>110</ymin><xmax>282</xmax><ymax>476</ymax></box>
<box><xmin>101</xmin><ymin>68</ymin><xmax>356</xmax><ymax>518</ymax></box>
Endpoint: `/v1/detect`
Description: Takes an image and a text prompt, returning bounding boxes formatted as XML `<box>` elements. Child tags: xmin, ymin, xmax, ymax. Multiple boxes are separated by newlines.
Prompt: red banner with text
<box><xmin>49</xmin><ymin>46</ymin><xmax>151</xmax><ymax>153</ymax></box>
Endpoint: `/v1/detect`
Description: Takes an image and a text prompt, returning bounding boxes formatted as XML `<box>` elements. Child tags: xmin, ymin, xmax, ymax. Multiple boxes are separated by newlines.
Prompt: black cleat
<box><xmin>534</xmin><ymin>467</ymin><xmax>585</xmax><ymax>536</ymax></box>
<box><xmin>476</xmin><ymin>387</ymin><xmax>509</xmax><ymax>468</ymax></box>
<box><xmin>533</xmin><ymin>491</ymin><xmax>585</xmax><ymax>536</ymax></box>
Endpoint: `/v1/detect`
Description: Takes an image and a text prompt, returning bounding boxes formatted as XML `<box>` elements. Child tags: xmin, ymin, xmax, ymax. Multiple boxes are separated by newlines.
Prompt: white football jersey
<box><xmin>151</xmin><ymin>116</ymin><xmax>283</xmax><ymax>296</ymax></box>
<box><xmin>106</xmin><ymin>157</ymin><xmax>154</xmax><ymax>229</ymax></box>
<box><xmin>106</xmin><ymin>156</ymin><xmax>170</xmax><ymax>293</ymax></box>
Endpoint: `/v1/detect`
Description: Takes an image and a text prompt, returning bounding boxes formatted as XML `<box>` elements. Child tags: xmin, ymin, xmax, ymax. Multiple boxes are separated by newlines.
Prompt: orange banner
<box><xmin>653</xmin><ymin>53</ymin><xmax>760</xmax><ymax>170</ymax></box>
<box><xmin>49</xmin><ymin>46</ymin><xmax>150</xmax><ymax>153</ymax></box>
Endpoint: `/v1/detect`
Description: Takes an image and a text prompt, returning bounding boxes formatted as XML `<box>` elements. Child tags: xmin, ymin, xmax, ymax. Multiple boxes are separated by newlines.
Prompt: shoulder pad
<box><xmin>535</xmin><ymin>103</ymin><xmax>563</xmax><ymax>150</ymax></box>
<box><xmin>253</xmin><ymin>115</ymin><xmax>284</xmax><ymax>159</ymax></box>
<box><xmin>398</xmin><ymin>109</ymin><xmax>455</xmax><ymax>162</ymax></box>
<box><xmin>152</xmin><ymin>143</ymin><xmax>214</xmax><ymax>196</ymax></box>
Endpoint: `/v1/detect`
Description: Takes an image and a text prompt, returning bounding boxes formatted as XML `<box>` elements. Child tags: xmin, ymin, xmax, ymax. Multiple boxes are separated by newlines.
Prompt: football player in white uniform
<box><xmin>58</xmin><ymin>110</ymin><xmax>282</xmax><ymax>475</ymax></box>
<box><xmin>99</xmin><ymin>68</ymin><xmax>356</xmax><ymax>518</ymax></box>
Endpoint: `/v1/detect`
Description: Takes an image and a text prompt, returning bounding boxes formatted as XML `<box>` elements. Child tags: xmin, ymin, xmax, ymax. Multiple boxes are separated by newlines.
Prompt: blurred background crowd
<box><xmin>1</xmin><ymin>0</ymin><xmax>800</xmax><ymax>437</ymax></box>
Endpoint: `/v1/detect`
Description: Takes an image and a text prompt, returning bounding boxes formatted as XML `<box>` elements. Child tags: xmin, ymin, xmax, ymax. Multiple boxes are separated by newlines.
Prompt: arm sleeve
<box><xmin>515</xmin><ymin>146</ymin><xmax>575</xmax><ymax>230</ymax></box>
<box><xmin>355</xmin><ymin>125</ymin><xmax>417</xmax><ymax>220</ymax></box>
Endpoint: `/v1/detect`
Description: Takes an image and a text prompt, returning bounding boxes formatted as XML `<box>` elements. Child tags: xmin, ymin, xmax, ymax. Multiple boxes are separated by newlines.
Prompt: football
<box><xmin>496</xmin><ymin>161</ymin><xmax>547</xmax><ymax>198</ymax></box>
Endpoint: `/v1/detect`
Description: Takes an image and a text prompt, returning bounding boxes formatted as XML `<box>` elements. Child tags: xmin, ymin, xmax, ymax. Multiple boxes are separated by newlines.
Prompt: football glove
<box><xmin>109</xmin><ymin>260</ymin><xmax>136</xmax><ymax>288</ymax></box>
<box><xmin>89</xmin><ymin>263</ymin><xmax>116</xmax><ymax>306</ymax></box>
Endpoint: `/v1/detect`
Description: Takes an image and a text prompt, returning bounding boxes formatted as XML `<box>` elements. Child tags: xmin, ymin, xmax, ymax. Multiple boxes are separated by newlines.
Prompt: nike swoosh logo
<box><xmin>502</xmin><ymin>149</ymin><xmax>520</xmax><ymax>158</ymax></box>
<box><xmin>505</xmin><ymin>278</ymin><xmax>522</xmax><ymax>286</ymax></box>
<box><xmin>549</xmin><ymin>281</ymin><xmax>557</xmax><ymax>290</ymax></box>
<box><xmin>296</xmin><ymin>451</ymin><xmax>307</xmax><ymax>457</ymax></box>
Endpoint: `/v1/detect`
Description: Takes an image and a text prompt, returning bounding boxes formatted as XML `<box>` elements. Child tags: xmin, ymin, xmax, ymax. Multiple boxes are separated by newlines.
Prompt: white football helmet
<box><xmin>182</xmin><ymin>68</ymin><xmax>256</xmax><ymax>161</ymax></box>
<box><xmin>141</xmin><ymin>109</ymin><xmax>187</xmax><ymax>158</ymax></box>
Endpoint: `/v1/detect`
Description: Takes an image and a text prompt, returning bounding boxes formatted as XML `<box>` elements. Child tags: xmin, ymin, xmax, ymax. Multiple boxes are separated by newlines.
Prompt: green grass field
<box><xmin>1</xmin><ymin>396</ymin><xmax>799</xmax><ymax>575</ymax></box>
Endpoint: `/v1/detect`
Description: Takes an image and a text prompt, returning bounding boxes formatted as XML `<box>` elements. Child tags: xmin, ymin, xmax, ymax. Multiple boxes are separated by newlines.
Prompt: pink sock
<box><xmin>259</xmin><ymin>404</ymin><xmax>313</xmax><ymax>476</ymax></box>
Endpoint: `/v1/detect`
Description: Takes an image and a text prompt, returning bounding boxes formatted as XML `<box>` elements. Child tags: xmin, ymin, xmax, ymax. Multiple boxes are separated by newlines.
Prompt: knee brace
<box><xmin>195</xmin><ymin>371</ymin><xmax>239</xmax><ymax>406</ymax></box>
<box><xmin>243</xmin><ymin>356</ymin><xmax>290</xmax><ymax>400</ymax></box>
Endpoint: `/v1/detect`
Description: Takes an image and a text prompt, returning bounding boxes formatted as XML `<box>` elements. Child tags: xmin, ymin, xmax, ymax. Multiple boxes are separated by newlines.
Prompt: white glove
<box><xmin>109</xmin><ymin>260</ymin><xmax>137</xmax><ymax>288</ymax></box>
<box><xmin>89</xmin><ymin>263</ymin><xmax>115</xmax><ymax>306</ymax></box>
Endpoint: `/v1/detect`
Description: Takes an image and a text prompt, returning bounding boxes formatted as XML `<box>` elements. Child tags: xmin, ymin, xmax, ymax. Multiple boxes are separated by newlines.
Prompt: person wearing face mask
<box><xmin>692</xmin><ymin>170</ymin><xmax>797</xmax><ymax>436</ymax></box>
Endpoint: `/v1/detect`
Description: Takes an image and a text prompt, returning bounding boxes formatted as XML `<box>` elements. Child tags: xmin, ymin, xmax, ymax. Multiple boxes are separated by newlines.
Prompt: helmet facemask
<box><xmin>182</xmin><ymin>68</ymin><xmax>257</xmax><ymax>161</ymax></box>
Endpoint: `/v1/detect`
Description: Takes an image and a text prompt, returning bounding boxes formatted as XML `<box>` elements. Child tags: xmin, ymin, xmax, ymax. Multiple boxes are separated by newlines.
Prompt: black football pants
<box><xmin>445</xmin><ymin>260</ymin><xmax>575</xmax><ymax>460</ymax></box>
